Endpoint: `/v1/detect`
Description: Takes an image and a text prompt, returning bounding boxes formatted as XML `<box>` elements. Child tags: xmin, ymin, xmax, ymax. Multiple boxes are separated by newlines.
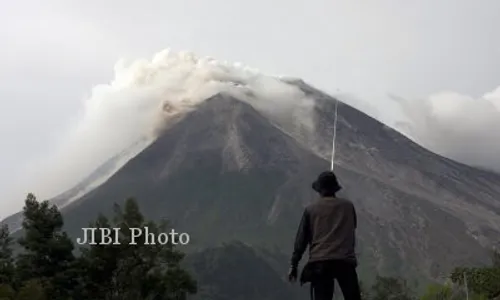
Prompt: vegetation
<box><xmin>0</xmin><ymin>193</ymin><xmax>499</xmax><ymax>300</ymax></box>
<box><xmin>359</xmin><ymin>252</ymin><xmax>500</xmax><ymax>300</ymax></box>
<box><xmin>0</xmin><ymin>193</ymin><xmax>196</xmax><ymax>300</ymax></box>
<box><xmin>365</xmin><ymin>275</ymin><xmax>415</xmax><ymax>300</ymax></box>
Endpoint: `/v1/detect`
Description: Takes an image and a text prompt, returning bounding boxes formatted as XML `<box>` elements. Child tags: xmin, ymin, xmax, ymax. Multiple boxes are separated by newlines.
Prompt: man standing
<box><xmin>288</xmin><ymin>171</ymin><xmax>361</xmax><ymax>300</ymax></box>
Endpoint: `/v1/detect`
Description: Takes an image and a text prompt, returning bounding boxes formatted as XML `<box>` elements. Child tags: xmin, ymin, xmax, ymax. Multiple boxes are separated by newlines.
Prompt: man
<box><xmin>288</xmin><ymin>171</ymin><xmax>361</xmax><ymax>300</ymax></box>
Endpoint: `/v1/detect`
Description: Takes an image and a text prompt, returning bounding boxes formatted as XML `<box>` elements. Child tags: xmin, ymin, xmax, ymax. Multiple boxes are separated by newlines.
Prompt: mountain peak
<box><xmin>130</xmin><ymin>91</ymin><xmax>322</xmax><ymax>179</ymax></box>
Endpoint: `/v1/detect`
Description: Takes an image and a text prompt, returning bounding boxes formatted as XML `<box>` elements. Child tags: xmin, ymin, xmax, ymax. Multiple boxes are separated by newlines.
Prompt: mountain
<box><xmin>4</xmin><ymin>80</ymin><xmax>500</xmax><ymax>292</ymax></box>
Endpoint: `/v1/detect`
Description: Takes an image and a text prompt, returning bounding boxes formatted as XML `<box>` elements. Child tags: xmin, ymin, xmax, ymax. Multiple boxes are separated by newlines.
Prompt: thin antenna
<box><xmin>330</xmin><ymin>99</ymin><xmax>339</xmax><ymax>170</ymax></box>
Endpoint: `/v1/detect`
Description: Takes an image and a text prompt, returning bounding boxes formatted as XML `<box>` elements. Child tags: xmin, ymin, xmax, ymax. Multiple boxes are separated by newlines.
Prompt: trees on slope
<box><xmin>419</xmin><ymin>281</ymin><xmax>488</xmax><ymax>300</ymax></box>
<box><xmin>0</xmin><ymin>193</ymin><xmax>197</xmax><ymax>300</ymax></box>
<box><xmin>368</xmin><ymin>248</ymin><xmax>500</xmax><ymax>300</ymax></box>
<box><xmin>360</xmin><ymin>268</ymin><xmax>499</xmax><ymax>300</ymax></box>
<box><xmin>77</xmin><ymin>198</ymin><xmax>196</xmax><ymax>300</ymax></box>
<box><xmin>449</xmin><ymin>257</ymin><xmax>500</xmax><ymax>300</ymax></box>
<box><xmin>0</xmin><ymin>224</ymin><xmax>16</xmax><ymax>299</ymax></box>
<box><xmin>15</xmin><ymin>193</ymin><xmax>77</xmax><ymax>299</ymax></box>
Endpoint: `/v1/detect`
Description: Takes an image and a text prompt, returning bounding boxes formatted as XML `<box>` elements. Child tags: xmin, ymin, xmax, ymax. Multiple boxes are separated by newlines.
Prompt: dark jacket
<box><xmin>290</xmin><ymin>196</ymin><xmax>358</xmax><ymax>269</ymax></box>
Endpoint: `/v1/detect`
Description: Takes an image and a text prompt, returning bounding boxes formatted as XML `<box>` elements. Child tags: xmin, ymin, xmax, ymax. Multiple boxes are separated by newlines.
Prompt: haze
<box><xmin>1</xmin><ymin>0</ymin><xmax>499</xmax><ymax>219</ymax></box>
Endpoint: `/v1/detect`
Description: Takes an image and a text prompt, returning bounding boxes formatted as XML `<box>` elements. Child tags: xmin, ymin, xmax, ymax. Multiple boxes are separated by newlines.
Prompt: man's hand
<box><xmin>288</xmin><ymin>266</ymin><xmax>298</xmax><ymax>283</ymax></box>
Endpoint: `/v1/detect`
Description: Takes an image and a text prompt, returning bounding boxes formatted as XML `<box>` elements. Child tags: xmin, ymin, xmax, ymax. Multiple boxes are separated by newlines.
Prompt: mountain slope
<box><xmin>6</xmin><ymin>81</ymin><xmax>500</xmax><ymax>291</ymax></box>
<box><xmin>184</xmin><ymin>242</ymin><xmax>306</xmax><ymax>300</ymax></box>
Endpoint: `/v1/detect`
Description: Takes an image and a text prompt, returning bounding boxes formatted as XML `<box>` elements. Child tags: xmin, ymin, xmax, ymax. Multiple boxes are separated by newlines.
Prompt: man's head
<box><xmin>312</xmin><ymin>171</ymin><xmax>342</xmax><ymax>197</ymax></box>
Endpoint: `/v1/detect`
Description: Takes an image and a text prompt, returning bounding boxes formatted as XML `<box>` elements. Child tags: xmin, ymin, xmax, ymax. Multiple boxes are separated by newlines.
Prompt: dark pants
<box><xmin>310</xmin><ymin>260</ymin><xmax>361</xmax><ymax>300</ymax></box>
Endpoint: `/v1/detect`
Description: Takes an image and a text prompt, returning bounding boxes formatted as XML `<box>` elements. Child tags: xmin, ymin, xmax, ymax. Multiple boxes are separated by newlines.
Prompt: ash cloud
<box><xmin>20</xmin><ymin>49</ymin><xmax>316</xmax><ymax>205</ymax></box>
<box><xmin>392</xmin><ymin>86</ymin><xmax>500</xmax><ymax>173</ymax></box>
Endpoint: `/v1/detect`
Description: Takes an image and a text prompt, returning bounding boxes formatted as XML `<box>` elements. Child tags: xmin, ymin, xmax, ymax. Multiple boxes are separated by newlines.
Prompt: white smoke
<box><xmin>22</xmin><ymin>48</ymin><xmax>316</xmax><ymax>203</ymax></box>
<box><xmin>392</xmin><ymin>86</ymin><xmax>500</xmax><ymax>172</ymax></box>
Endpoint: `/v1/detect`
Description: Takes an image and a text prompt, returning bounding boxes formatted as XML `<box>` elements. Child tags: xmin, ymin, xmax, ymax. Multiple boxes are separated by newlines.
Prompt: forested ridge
<box><xmin>0</xmin><ymin>194</ymin><xmax>499</xmax><ymax>300</ymax></box>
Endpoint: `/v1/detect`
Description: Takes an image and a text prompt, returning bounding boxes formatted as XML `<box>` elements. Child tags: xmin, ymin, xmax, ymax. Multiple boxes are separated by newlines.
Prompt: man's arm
<box><xmin>290</xmin><ymin>209</ymin><xmax>311</xmax><ymax>269</ymax></box>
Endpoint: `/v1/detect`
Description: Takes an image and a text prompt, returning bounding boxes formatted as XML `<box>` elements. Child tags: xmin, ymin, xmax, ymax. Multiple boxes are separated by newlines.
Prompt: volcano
<box><xmin>3</xmin><ymin>79</ymin><xmax>500</xmax><ymax>295</ymax></box>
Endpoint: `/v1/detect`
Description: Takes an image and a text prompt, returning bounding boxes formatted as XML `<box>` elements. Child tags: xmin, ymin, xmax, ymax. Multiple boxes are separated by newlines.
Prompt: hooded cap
<box><xmin>312</xmin><ymin>171</ymin><xmax>342</xmax><ymax>195</ymax></box>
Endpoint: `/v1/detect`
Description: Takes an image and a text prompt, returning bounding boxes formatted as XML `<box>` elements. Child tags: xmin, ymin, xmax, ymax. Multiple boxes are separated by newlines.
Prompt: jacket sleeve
<box><xmin>290</xmin><ymin>209</ymin><xmax>311</xmax><ymax>268</ymax></box>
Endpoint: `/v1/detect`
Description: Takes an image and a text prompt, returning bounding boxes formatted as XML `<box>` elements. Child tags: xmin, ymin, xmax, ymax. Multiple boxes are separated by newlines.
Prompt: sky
<box><xmin>0</xmin><ymin>0</ymin><xmax>499</xmax><ymax>219</ymax></box>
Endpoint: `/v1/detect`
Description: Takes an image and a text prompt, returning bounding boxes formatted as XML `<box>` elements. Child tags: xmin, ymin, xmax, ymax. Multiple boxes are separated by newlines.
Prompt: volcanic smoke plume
<box><xmin>21</xmin><ymin>49</ymin><xmax>316</xmax><ymax>203</ymax></box>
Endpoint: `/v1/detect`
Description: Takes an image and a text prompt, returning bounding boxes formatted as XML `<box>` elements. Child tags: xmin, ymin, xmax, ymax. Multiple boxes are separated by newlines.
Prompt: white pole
<box><xmin>330</xmin><ymin>99</ymin><xmax>339</xmax><ymax>171</ymax></box>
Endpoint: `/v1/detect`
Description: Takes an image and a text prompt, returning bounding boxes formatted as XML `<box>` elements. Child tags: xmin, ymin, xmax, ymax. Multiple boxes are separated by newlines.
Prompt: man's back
<box><xmin>306</xmin><ymin>197</ymin><xmax>357</xmax><ymax>265</ymax></box>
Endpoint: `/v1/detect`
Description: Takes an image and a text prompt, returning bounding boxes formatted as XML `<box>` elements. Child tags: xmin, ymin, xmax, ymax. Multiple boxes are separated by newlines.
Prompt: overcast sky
<box><xmin>1</xmin><ymin>0</ymin><xmax>499</xmax><ymax>218</ymax></box>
